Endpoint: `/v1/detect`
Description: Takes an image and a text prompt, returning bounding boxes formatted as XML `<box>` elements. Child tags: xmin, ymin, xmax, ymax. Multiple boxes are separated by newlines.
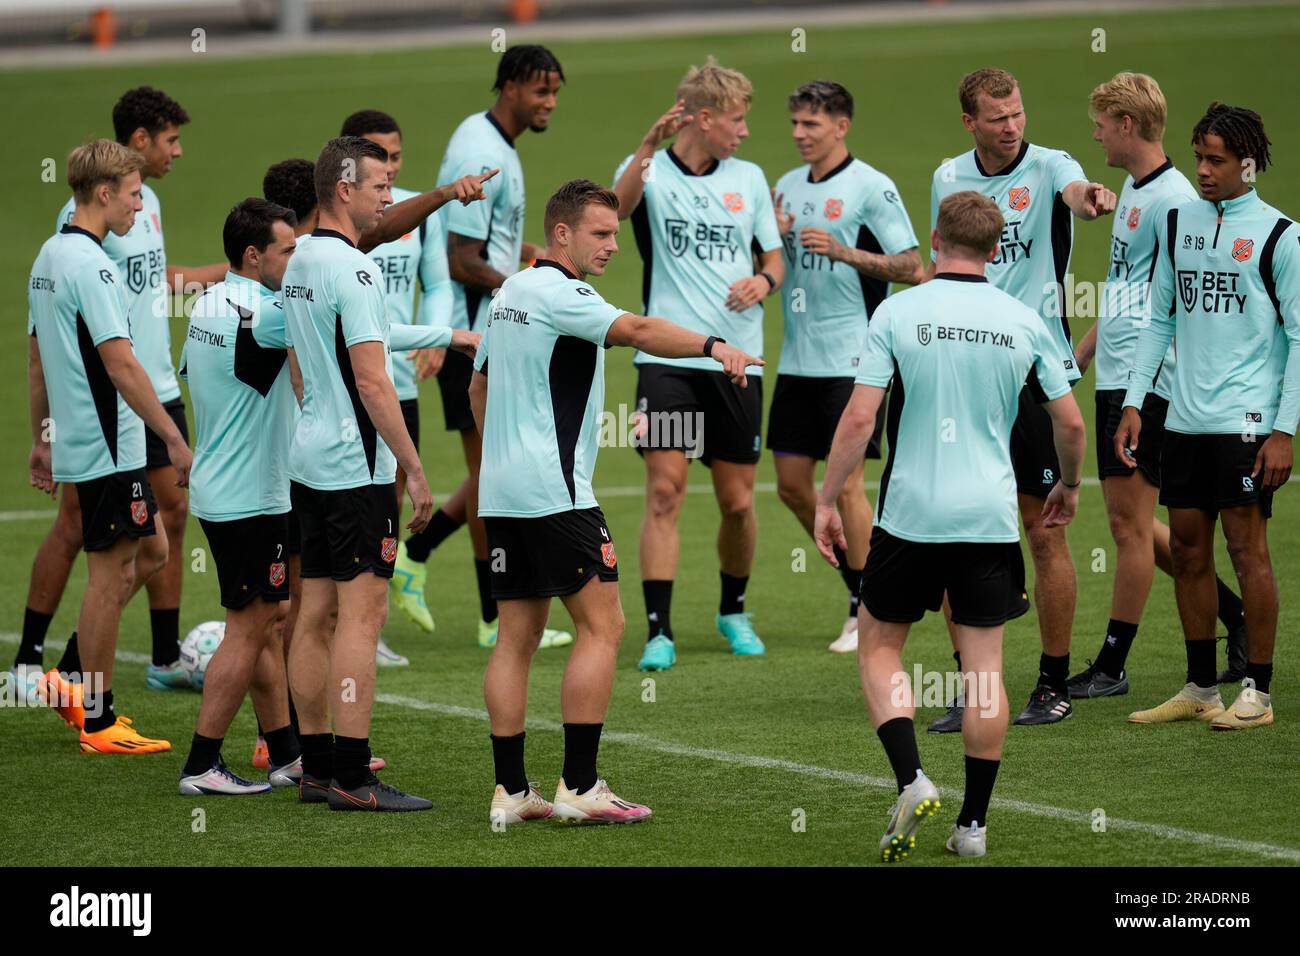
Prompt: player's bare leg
<box><xmin>952</xmin><ymin>624</ymin><xmax>1008</xmax><ymax>856</ymax></box>
<box><xmin>288</xmin><ymin>577</ymin><xmax>335</xmax><ymax>797</ymax></box>
<box><xmin>1128</xmin><ymin>507</ymin><xmax>1225</xmax><ymax>724</ymax></box>
<box><xmin>1012</xmin><ymin>492</ymin><xmax>1076</xmax><ymax>725</ymax></box>
<box><xmin>778</xmin><ymin>454</ymin><xmax>870</xmax><ymax>650</ymax></box>
<box><xmin>13</xmin><ymin>488</ymin><xmax>82</xmax><ymax>691</ymax></box>
<box><xmin>72</xmin><ymin>535</ymin><xmax>171</xmax><ymax>753</ymax></box>
<box><xmin>712</xmin><ymin>459</ymin><xmax>764</xmax><ymax>656</ymax></box>
<box><xmin>857</xmin><ymin>609</ymin><xmax>940</xmax><ymax>860</ymax></box>
<box><xmin>484</xmin><ymin>597</ymin><xmax>549</xmax><ymax>736</ymax></box>
<box><xmin>927</xmin><ymin>597</ymin><xmax>968</xmax><ymax>733</ymax></box>
<box><xmin>143</xmin><ymin>465</ymin><xmax>190</xmax><ymax>689</ymax></box>
<box><xmin>637</xmin><ymin>449</ymin><xmax>688</xmax><ymax>670</ymax></box>
<box><xmin>550</xmin><ymin>577</ymin><xmax>649</xmax><ymax>823</ymax></box>
<box><xmin>1212</xmin><ymin>504</ymin><xmax>1277</xmax><ymax>728</ymax></box>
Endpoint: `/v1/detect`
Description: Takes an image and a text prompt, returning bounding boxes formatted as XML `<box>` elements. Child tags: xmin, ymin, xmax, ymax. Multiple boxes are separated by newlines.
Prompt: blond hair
<box><xmin>959</xmin><ymin>68</ymin><xmax>1018</xmax><ymax>117</ymax></box>
<box><xmin>676</xmin><ymin>56</ymin><xmax>752</xmax><ymax>114</ymax></box>
<box><xmin>936</xmin><ymin>191</ymin><xmax>1004</xmax><ymax>257</ymax></box>
<box><xmin>67</xmin><ymin>138</ymin><xmax>145</xmax><ymax>204</ymax></box>
<box><xmin>1089</xmin><ymin>72</ymin><xmax>1167</xmax><ymax>142</ymax></box>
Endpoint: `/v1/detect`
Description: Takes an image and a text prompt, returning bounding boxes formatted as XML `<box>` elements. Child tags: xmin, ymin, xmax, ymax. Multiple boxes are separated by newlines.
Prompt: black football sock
<box><xmin>263</xmin><ymin>725</ymin><xmax>301</xmax><ymax>767</ymax></box>
<box><xmin>719</xmin><ymin>572</ymin><xmax>748</xmax><ymax>617</ymax></box>
<box><xmin>1215</xmin><ymin>577</ymin><xmax>1245</xmax><ymax>632</ymax></box>
<box><xmin>491</xmin><ymin>732</ymin><xmax>528</xmax><ymax>795</ymax></box>
<box><xmin>1244</xmin><ymin>661</ymin><xmax>1273</xmax><ymax>695</ymax></box>
<box><xmin>15</xmin><ymin>608</ymin><xmax>53</xmax><ymax>667</ymax></box>
<box><xmin>333</xmin><ymin>735</ymin><xmax>371</xmax><ymax>790</ymax></box>
<box><xmin>833</xmin><ymin>546</ymin><xmax>863</xmax><ymax>619</ymax></box>
<box><xmin>405</xmin><ymin>509</ymin><xmax>462</xmax><ymax>563</ymax></box>
<box><xmin>643</xmin><ymin>580</ymin><xmax>674</xmax><ymax>641</ymax></box>
<box><xmin>288</xmin><ymin>696</ymin><xmax>300</xmax><ymax>737</ymax></box>
<box><xmin>1038</xmin><ymin>652</ymin><xmax>1069</xmax><ymax>695</ymax></box>
<box><xmin>876</xmin><ymin>717</ymin><xmax>921</xmax><ymax>793</ymax></box>
<box><xmin>474</xmin><ymin>558</ymin><xmax>498</xmax><ymax>624</ymax></box>
<box><xmin>562</xmin><ymin>723</ymin><xmax>602</xmax><ymax>795</ymax></box>
<box><xmin>1094</xmin><ymin>619</ymin><xmax>1138</xmax><ymax>678</ymax></box>
<box><xmin>182</xmin><ymin>733</ymin><xmax>223</xmax><ymax>776</ymax></box>
<box><xmin>1186</xmin><ymin>639</ymin><xmax>1217</xmax><ymax>688</ymax></box>
<box><xmin>957</xmin><ymin>755</ymin><xmax>1001</xmax><ymax>827</ymax></box>
<box><xmin>57</xmin><ymin>632</ymin><xmax>81</xmax><ymax>679</ymax></box>
<box><xmin>82</xmin><ymin>688</ymin><xmax>115</xmax><ymax>734</ymax></box>
<box><xmin>299</xmin><ymin>732</ymin><xmax>334</xmax><ymax>781</ymax></box>
<box><xmin>149</xmin><ymin>608</ymin><xmax>180</xmax><ymax>666</ymax></box>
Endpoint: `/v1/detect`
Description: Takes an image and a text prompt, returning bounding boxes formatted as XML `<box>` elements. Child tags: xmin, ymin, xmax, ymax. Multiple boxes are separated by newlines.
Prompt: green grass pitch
<box><xmin>1</xmin><ymin>4</ymin><xmax>1299</xmax><ymax>866</ymax></box>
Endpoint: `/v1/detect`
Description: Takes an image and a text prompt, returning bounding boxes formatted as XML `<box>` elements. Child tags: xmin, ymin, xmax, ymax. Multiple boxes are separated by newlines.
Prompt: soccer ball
<box><xmin>179</xmin><ymin>621</ymin><xmax>225</xmax><ymax>690</ymax></box>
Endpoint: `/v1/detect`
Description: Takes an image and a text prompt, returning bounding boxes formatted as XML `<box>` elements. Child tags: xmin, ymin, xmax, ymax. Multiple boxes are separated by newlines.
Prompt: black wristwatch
<box><xmin>760</xmin><ymin>270</ymin><xmax>777</xmax><ymax>293</ymax></box>
<box><xmin>703</xmin><ymin>335</ymin><xmax>726</xmax><ymax>357</ymax></box>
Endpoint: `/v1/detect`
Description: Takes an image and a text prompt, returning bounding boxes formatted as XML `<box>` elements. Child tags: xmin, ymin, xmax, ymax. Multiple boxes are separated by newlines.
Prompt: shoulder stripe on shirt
<box><xmin>548</xmin><ymin>335</ymin><xmax>599</xmax><ymax>506</ymax></box>
<box><xmin>1259</xmin><ymin>217</ymin><xmax>1294</xmax><ymax>326</ymax></box>
<box><xmin>76</xmin><ymin>313</ymin><xmax>120</xmax><ymax>466</ymax></box>
<box><xmin>333</xmin><ymin>318</ymin><xmax>379</xmax><ymax>478</ymax></box>
<box><xmin>232</xmin><ymin>301</ymin><xmax>288</xmax><ymax>397</ymax></box>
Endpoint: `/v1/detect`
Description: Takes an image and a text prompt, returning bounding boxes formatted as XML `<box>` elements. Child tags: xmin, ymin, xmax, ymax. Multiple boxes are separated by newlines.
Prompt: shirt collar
<box><xmin>484</xmin><ymin>111</ymin><xmax>516</xmax><ymax>150</ymax></box>
<box><xmin>1217</xmin><ymin>188</ymin><xmax>1261</xmax><ymax>214</ymax></box>
<box><xmin>666</xmin><ymin>145</ymin><xmax>719</xmax><ymax>178</ymax></box>
<box><xmin>534</xmin><ymin>258</ymin><xmax>578</xmax><ymax>280</ymax></box>
<box><xmin>973</xmin><ymin>140</ymin><xmax>1030</xmax><ymax>178</ymax></box>
<box><xmin>61</xmin><ymin>223</ymin><xmax>103</xmax><ymax>247</ymax></box>
<box><xmin>1131</xmin><ymin>157</ymin><xmax>1174</xmax><ymax>190</ymax></box>
<box><xmin>808</xmin><ymin>153</ymin><xmax>854</xmax><ymax>185</ymax></box>
<box><xmin>934</xmin><ymin>272</ymin><xmax>988</xmax><ymax>283</ymax></box>
<box><xmin>311</xmin><ymin>227</ymin><xmax>355</xmax><ymax>248</ymax></box>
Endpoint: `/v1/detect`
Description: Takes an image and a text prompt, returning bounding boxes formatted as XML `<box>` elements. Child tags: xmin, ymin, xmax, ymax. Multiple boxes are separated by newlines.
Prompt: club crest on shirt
<box><xmin>723</xmin><ymin>192</ymin><xmax>745</xmax><ymax>213</ymax></box>
<box><xmin>269</xmin><ymin>562</ymin><xmax>286</xmax><ymax>587</ymax></box>
<box><xmin>150</xmin><ymin>212</ymin><xmax>160</xmax><ymax>234</ymax></box>
<box><xmin>381</xmin><ymin>537</ymin><xmax>397</xmax><ymax>563</ymax></box>
<box><xmin>1232</xmin><ymin>238</ymin><xmax>1254</xmax><ymax>262</ymax></box>
<box><xmin>1008</xmin><ymin>186</ymin><xmax>1031</xmax><ymax>211</ymax></box>
<box><xmin>130</xmin><ymin>499</ymin><xmax>148</xmax><ymax>526</ymax></box>
<box><xmin>824</xmin><ymin>198</ymin><xmax>844</xmax><ymax>221</ymax></box>
<box><xmin>917</xmin><ymin>323</ymin><xmax>932</xmax><ymax>346</ymax></box>
<box><xmin>1127</xmin><ymin>206</ymin><xmax>1140</xmax><ymax>230</ymax></box>
<box><xmin>600</xmin><ymin>541</ymin><xmax>617</xmax><ymax>568</ymax></box>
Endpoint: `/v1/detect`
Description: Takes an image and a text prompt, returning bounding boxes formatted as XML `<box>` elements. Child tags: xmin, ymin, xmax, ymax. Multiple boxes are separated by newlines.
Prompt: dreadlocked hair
<box><xmin>1193</xmin><ymin>102</ymin><xmax>1272</xmax><ymax>173</ymax></box>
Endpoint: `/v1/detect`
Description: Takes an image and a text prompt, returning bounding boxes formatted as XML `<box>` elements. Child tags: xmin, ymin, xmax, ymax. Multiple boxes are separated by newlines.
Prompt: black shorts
<box><xmin>144</xmin><ymin>398</ymin><xmax>190</xmax><ymax>470</ymax></box>
<box><xmin>767</xmin><ymin>374</ymin><xmax>884</xmax><ymax>460</ymax></box>
<box><xmin>1096</xmin><ymin>388</ymin><xmax>1167</xmax><ymax>487</ymax></box>
<box><xmin>1160</xmin><ymin>431</ymin><xmax>1275</xmax><ymax>519</ymax></box>
<box><xmin>436</xmin><ymin>348</ymin><xmax>476</xmax><ymax>432</ymax></box>
<box><xmin>75</xmin><ymin>467</ymin><xmax>157</xmax><ymax>552</ymax></box>
<box><xmin>400</xmin><ymin>398</ymin><xmax>421</xmax><ymax>454</ymax></box>
<box><xmin>199</xmin><ymin>513</ymin><xmax>291</xmax><ymax>609</ymax></box>
<box><xmin>635</xmin><ymin>364</ymin><xmax>762</xmax><ymax>465</ymax></box>
<box><xmin>291</xmin><ymin>481</ymin><xmax>399</xmax><ymax>581</ymax></box>
<box><xmin>861</xmin><ymin>527</ymin><xmax>1030</xmax><ymax>627</ymax></box>
<box><xmin>287</xmin><ymin>507</ymin><xmax>301</xmax><ymax>556</ymax></box>
<box><xmin>1010</xmin><ymin>384</ymin><xmax>1064</xmax><ymax>498</ymax></box>
<box><xmin>483</xmin><ymin>507</ymin><xmax>619</xmax><ymax>600</ymax></box>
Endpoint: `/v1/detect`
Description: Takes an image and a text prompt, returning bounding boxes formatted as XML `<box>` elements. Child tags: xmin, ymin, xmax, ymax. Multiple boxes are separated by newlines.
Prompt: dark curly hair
<box><xmin>1193</xmin><ymin>102</ymin><xmax>1272</xmax><ymax>173</ymax></box>
<box><xmin>262</xmin><ymin>158</ymin><xmax>317</xmax><ymax>222</ymax></box>
<box><xmin>112</xmin><ymin>86</ymin><xmax>190</xmax><ymax>145</ymax></box>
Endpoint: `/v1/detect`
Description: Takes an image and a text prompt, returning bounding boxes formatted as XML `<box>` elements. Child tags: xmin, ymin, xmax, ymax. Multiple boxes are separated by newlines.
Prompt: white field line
<box><xmin>3</xmin><ymin>632</ymin><xmax>1297</xmax><ymax>863</ymax></box>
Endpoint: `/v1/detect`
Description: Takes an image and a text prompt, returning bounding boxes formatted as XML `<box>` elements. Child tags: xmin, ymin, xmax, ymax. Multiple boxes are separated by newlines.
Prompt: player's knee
<box><xmin>162</xmin><ymin>494</ymin><xmax>189</xmax><ymax>534</ymax></box>
<box><xmin>1024</xmin><ymin>520</ymin><xmax>1063</xmax><ymax>558</ymax></box>
<box><xmin>1224</xmin><ymin>536</ymin><xmax>1269</xmax><ymax>577</ymax></box>
<box><xmin>776</xmin><ymin>477</ymin><xmax>807</xmax><ymax>511</ymax></box>
<box><xmin>646</xmin><ymin>476</ymin><xmax>686</xmax><ymax>518</ymax></box>
<box><xmin>53</xmin><ymin>512</ymin><xmax>84</xmax><ymax>557</ymax></box>
<box><xmin>1106</xmin><ymin>509</ymin><xmax>1147</xmax><ymax>549</ymax></box>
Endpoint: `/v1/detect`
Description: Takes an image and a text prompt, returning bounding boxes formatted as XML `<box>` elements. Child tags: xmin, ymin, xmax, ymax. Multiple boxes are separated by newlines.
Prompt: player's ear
<box><xmin>930</xmin><ymin>229</ymin><xmax>941</xmax><ymax>257</ymax></box>
<box><xmin>128</xmin><ymin>127</ymin><xmax>151</xmax><ymax>153</ymax></box>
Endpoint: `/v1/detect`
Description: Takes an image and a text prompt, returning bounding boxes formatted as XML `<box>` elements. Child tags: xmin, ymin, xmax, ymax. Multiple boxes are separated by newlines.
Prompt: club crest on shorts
<box><xmin>1008</xmin><ymin>186</ymin><xmax>1030</xmax><ymax>211</ymax></box>
<box><xmin>1127</xmin><ymin>206</ymin><xmax>1140</xmax><ymax>230</ymax></box>
<box><xmin>381</xmin><ymin>536</ymin><xmax>397</xmax><ymax>563</ymax></box>
<box><xmin>1232</xmin><ymin>237</ymin><xmax>1254</xmax><ymax>262</ymax></box>
<box><xmin>269</xmin><ymin>561</ymin><xmax>287</xmax><ymax>587</ymax></box>
<box><xmin>600</xmin><ymin>541</ymin><xmax>617</xmax><ymax>569</ymax></box>
<box><xmin>130</xmin><ymin>499</ymin><xmax>148</xmax><ymax>526</ymax></box>
<box><xmin>824</xmin><ymin>198</ymin><xmax>844</xmax><ymax>221</ymax></box>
